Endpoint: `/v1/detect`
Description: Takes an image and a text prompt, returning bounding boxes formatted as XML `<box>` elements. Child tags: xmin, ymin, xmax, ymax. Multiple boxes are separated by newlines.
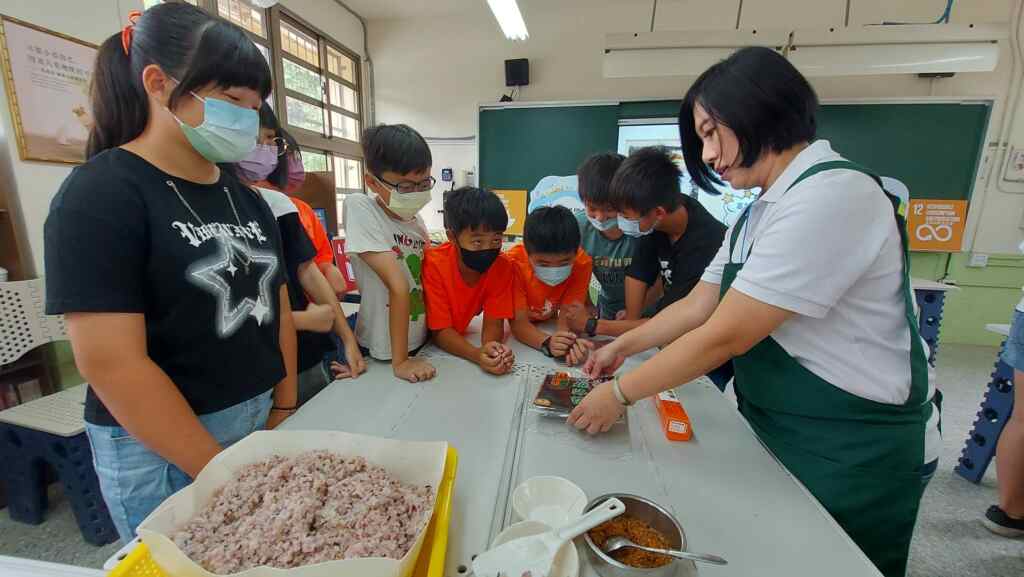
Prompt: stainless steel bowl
<box><xmin>581</xmin><ymin>493</ymin><xmax>692</xmax><ymax>577</ymax></box>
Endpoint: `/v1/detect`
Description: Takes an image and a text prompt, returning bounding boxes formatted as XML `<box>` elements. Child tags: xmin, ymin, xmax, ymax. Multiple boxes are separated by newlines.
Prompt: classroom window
<box><xmin>300</xmin><ymin>148</ymin><xmax>330</xmax><ymax>173</ymax></box>
<box><xmin>217</xmin><ymin>0</ymin><xmax>266</xmax><ymax>38</ymax></box>
<box><xmin>272</xmin><ymin>10</ymin><xmax>363</xmax><ymax>165</ymax></box>
<box><xmin>333</xmin><ymin>155</ymin><xmax>362</xmax><ymax>190</ymax></box>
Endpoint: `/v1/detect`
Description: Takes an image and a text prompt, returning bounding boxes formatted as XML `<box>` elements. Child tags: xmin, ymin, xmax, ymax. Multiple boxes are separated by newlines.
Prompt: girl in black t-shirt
<box><xmin>44</xmin><ymin>3</ymin><xmax>297</xmax><ymax>542</ymax></box>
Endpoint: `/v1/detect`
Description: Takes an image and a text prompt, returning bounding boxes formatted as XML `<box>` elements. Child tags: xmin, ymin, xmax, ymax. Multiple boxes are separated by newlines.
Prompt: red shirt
<box><xmin>290</xmin><ymin>197</ymin><xmax>334</xmax><ymax>266</ymax></box>
<box><xmin>507</xmin><ymin>244</ymin><xmax>592</xmax><ymax>321</ymax></box>
<box><xmin>422</xmin><ymin>242</ymin><xmax>516</xmax><ymax>334</ymax></box>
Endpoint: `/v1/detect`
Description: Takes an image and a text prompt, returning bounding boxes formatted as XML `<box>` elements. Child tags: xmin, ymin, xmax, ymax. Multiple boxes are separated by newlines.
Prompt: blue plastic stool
<box><xmin>914</xmin><ymin>287</ymin><xmax>946</xmax><ymax>365</ymax></box>
<box><xmin>955</xmin><ymin>336</ymin><xmax>1016</xmax><ymax>483</ymax></box>
<box><xmin>0</xmin><ymin>386</ymin><xmax>117</xmax><ymax>546</ymax></box>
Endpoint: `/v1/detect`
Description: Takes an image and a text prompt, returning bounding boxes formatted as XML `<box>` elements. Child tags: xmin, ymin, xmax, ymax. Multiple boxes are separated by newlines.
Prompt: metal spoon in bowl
<box><xmin>603</xmin><ymin>536</ymin><xmax>728</xmax><ymax>566</ymax></box>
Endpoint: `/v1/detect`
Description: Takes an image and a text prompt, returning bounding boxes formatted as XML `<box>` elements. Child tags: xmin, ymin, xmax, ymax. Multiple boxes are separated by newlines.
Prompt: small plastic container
<box><xmin>512</xmin><ymin>476</ymin><xmax>587</xmax><ymax>527</ymax></box>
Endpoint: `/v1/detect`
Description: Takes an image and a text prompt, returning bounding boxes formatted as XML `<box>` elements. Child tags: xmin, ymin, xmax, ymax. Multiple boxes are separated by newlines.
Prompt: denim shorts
<box><xmin>85</xmin><ymin>389</ymin><xmax>273</xmax><ymax>543</ymax></box>
<box><xmin>1002</xmin><ymin>310</ymin><xmax>1024</xmax><ymax>372</ymax></box>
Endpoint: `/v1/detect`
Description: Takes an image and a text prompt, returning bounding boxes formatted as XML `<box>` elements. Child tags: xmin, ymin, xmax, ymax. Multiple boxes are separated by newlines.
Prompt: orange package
<box><xmin>653</xmin><ymin>389</ymin><xmax>693</xmax><ymax>441</ymax></box>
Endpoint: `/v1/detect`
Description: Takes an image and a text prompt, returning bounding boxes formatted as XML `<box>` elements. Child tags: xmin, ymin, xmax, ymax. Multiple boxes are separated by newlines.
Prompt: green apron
<box><xmin>721</xmin><ymin>161</ymin><xmax>934</xmax><ymax>577</ymax></box>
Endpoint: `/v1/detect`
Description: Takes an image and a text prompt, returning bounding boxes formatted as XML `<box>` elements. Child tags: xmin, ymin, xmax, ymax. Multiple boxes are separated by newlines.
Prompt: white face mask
<box><xmin>372</xmin><ymin>177</ymin><xmax>431</xmax><ymax>220</ymax></box>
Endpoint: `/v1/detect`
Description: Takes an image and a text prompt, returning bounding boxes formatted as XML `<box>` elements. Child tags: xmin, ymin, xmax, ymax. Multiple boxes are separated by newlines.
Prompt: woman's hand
<box><xmin>583</xmin><ymin>341</ymin><xmax>625</xmax><ymax>377</ymax></box>
<box><xmin>568</xmin><ymin>380</ymin><xmax>624</xmax><ymax>435</ymax></box>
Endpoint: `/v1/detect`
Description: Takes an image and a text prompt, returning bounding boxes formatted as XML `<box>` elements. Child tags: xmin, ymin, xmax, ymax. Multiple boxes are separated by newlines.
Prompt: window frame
<box><xmin>270</xmin><ymin>7</ymin><xmax>363</xmax><ymax>160</ymax></box>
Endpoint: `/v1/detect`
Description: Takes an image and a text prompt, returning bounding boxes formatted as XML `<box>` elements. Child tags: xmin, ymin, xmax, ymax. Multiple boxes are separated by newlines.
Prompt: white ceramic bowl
<box><xmin>491</xmin><ymin>520</ymin><xmax>580</xmax><ymax>577</ymax></box>
<box><xmin>512</xmin><ymin>476</ymin><xmax>588</xmax><ymax>527</ymax></box>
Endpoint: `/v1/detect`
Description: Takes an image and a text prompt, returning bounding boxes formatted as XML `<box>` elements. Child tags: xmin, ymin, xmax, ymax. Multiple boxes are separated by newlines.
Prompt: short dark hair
<box><xmin>577</xmin><ymin>152</ymin><xmax>625</xmax><ymax>207</ymax></box>
<box><xmin>257</xmin><ymin>102</ymin><xmax>300</xmax><ymax>190</ymax></box>
<box><xmin>523</xmin><ymin>206</ymin><xmax>580</xmax><ymax>255</ymax></box>
<box><xmin>444</xmin><ymin>187</ymin><xmax>508</xmax><ymax>235</ymax></box>
<box><xmin>680</xmin><ymin>46</ymin><xmax>818</xmax><ymax>193</ymax></box>
<box><xmin>609</xmin><ymin>147</ymin><xmax>682</xmax><ymax>214</ymax></box>
<box><xmin>361</xmin><ymin>123</ymin><xmax>432</xmax><ymax>176</ymax></box>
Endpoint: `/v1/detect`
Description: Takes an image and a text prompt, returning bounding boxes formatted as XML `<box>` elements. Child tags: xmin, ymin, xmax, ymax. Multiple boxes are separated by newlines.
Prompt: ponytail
<box><xmin>85</xmin><ymin>3</ymin><xmax>272</xmax><ymax>159</ymax></box>
<box><xmin>86</xmin><ymin>35</ymin><xmax>147</xmax><ymax>159</ymax></box>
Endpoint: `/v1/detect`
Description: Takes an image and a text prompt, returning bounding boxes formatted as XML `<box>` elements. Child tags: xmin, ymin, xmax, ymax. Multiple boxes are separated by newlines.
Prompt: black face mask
<box><xmin>458</xmin><ymin>244</ymin><xmax>500</xmax><ymax>273</ymax></box>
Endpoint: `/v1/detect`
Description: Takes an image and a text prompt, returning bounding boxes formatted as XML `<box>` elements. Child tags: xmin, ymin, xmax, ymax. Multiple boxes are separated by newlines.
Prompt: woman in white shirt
<box><xmin>572</xmin><ymin>46</ymin><xmax>939</xmax><ymax>577</ymax></box>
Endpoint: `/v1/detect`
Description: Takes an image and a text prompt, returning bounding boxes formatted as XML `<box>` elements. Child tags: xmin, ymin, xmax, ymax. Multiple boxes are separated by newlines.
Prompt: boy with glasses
<box><xmin>340</xmin><ymin>124</ymin><xmax>437</xmax><ymax>383</ymax></box>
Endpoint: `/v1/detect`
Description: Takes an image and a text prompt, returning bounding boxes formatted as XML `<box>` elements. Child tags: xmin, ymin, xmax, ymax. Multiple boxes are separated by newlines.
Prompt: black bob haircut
<box><xmin>680</xmin><ymin>46</ymin><xmax>818</xmax><ymax>194</ymax></box>
<box><xmin>609</xmin><ymin>147</ymin><xmax>682</xmax><ymax>214</ymax></box>
<box><xmin>88</xmin><ymin>2</ymin><xmax>272</xmax><ymax>158</ymax></box>
<box><xmin>577</xmin><ymin>152</ymin><xmax>625</xmax><ymax>207</ymax></box>
<box><xmin>444</xmin><ymin>187</ymin><xmax>508</xmax><ymax>236</ymax></box>
<box><xmin>361</xmin><ymin>124</ymin><xmax>432</xmax><ymax>177</ymax></box>
<box><xmin>258</xmin><ymin>102</ymin><xmax>300</xmax><ymax>190</ymax></box>
<box><xmin>523</xmin><ymin>206</ymin><xmax>581</xmax><ymax>256</ymax></box>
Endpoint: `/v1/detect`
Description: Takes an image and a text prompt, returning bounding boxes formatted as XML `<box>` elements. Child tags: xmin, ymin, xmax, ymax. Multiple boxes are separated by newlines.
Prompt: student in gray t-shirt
<box><xmin>567</xmin><ymin>153</ymin><xmax>639</xmax><ymax>329</ymax></box>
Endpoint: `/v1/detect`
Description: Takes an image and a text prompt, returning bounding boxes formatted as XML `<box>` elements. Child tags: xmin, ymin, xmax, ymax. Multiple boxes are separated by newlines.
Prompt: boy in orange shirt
<box><xmin>508</xmin><ymin>206</ymin><xmax>594</xmax><ymax>365</ymax></box>
<box><xmin>422</xmin><ymin>187</ymin><xmax>516</xmax><ymax>375</ymax></box>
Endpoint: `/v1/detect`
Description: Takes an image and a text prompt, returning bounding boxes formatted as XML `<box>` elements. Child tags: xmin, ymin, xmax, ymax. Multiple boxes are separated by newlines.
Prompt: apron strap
<box><xmin>781</xmin><ymin>160</ymin><xmax>930</xmax><ymax>406</ymax></box>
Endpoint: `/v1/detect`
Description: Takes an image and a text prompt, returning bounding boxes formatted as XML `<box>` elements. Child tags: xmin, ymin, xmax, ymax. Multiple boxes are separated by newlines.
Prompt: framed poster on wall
<box><xmin>0</xmin><ymin>15</ymin><xmax>97</xmax><ymax>164</ymax></box>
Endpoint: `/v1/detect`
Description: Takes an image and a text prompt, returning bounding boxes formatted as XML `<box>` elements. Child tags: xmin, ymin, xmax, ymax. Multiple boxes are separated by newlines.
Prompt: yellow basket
<box><xmin>110</xmin><ymin>447</ymin><xmax>459</xmax><ymax>577</ymax></box>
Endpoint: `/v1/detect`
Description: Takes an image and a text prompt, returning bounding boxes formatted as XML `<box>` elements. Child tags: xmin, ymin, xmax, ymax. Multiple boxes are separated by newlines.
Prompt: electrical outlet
<box><xmin>968</xmin><ymin>253</ymin><xmax>989</xmax><ymax>268</ymax></box>
<box><xmin>1005</xmin><ymin>146</ymin><xmax>1024</xmax><ymax>182</ymax></box>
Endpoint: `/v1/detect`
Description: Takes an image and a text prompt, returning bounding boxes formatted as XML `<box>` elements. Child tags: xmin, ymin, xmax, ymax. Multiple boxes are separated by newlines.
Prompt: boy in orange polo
<box><xmin>422</xmin><ymin>187</ymin><xmax>517</xmax><ymax>375</ymax></box>
<box><xmin>508</xmin><ymin>206</ymin><xmax>594</xmax><ymax>365</ymax></box>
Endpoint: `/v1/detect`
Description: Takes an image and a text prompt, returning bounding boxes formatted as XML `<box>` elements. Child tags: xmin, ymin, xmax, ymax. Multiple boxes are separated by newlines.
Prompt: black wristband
<box><xmin>540</xmin><ymin>337</ymin><xmax>554</xmax><ymax>358</ymax></box>
<box><xmin>585</xmin><ymin>316</ymin><xmax>599</xmax><ymax>337</ymax></box>
<box><xmin>272</xmin><ymin>405</ymin><xmax>297</xmax><ymax>412</ymax></box>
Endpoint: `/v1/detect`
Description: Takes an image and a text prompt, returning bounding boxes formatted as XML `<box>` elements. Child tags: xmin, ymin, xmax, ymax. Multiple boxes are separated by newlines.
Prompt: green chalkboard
<box><xmin>817</xmin><ymin>103</ymin><xmax>990</xmax><ymax>201</ymax></box>
<box><xmin>478</xmin><ymin>105</ymin><xmax>619</xmax><ymax>192</ymax></box>
<box><xmin>479</xmin><ymin>100</ymin><xmax>991</xmax><ymax>203</ymax></box>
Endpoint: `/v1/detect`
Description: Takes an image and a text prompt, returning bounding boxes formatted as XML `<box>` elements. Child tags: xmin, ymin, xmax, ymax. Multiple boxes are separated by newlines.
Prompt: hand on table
<box><xmin>566</xmin><ymin>338</ymin><xmax>593</xmax><ymax>367</ymax></box>
<box><xmin>479</xmin><ymin>341</ymin><xmax>514</xmax><ymax>375</ymax></box>
<box><xmin>394</xmin><ymin>357</ymin><xmax>437</xmax><ymax>383</ymax></box>
<box><xmin>582</xmin><ymin>342</ymin><xmax>625</xmax><ymax>377</ymax></box>
<box><xmin>563</xmin><ymin>303</ymin><xmax>590</xmax><ymax>335</ymax></box>
<box><xmin>548</xmin><ymin>331</ymin><xmax>579</xmax><ymax>357</ymax></box>
<box><xmin>568</xmin><ymin>379</ymin><xmax>624</xmax><ymax>435</ymax></box>
<box><xmin>344</xmin><ymin>343</ymin><xmax>367</xmax><ymax>378</ymax></box>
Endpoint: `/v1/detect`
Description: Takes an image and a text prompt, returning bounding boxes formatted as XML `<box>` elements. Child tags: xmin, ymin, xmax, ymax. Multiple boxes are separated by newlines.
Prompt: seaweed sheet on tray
<box><xmin>532</xmin><ymin>371</ymin><xmax>620</xmax><ymax>420</ymax></box>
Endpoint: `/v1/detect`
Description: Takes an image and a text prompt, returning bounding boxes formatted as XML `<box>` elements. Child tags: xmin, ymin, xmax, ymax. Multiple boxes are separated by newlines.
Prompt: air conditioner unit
<box><xmin>603</xmin><ymin>24</ymin><xmax>1006</xmax><ymax>79</ymax></box>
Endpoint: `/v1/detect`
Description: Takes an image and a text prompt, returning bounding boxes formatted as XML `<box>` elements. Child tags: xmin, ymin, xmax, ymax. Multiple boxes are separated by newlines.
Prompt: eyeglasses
<box><xmin>374</xmin><ymin>174</ymin><xmax>436</xmax><ymax>194</ymax></box>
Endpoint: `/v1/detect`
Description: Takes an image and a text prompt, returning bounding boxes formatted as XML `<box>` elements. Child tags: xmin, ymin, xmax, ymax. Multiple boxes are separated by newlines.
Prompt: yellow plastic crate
<box><xmin>110</xmin><ymin>447</ymin><xmax>459</xmax><ymax>577</ymax></box>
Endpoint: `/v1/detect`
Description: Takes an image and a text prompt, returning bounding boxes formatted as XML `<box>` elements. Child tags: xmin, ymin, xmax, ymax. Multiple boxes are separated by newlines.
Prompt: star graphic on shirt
<box><xmin>186</xmin><ymin>237</ymin><xmax>278</xmax><ymax>338</ymax></box>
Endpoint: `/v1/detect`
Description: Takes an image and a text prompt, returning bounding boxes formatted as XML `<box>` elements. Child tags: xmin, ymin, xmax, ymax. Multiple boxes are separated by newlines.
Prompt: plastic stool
<box><xmin>955</xmin><ymin>338</ymin><xmax>1016</xmax><ymax>483</ymax></box>
<box><xmin>913</xmin><ymin>288</ymin><xmax>946</xmax><ymax>365</ymax></box>
<box><xmin>0</xmin><ymin>385</ymin><xmax>117</xmax><ymax>545</ymax></box>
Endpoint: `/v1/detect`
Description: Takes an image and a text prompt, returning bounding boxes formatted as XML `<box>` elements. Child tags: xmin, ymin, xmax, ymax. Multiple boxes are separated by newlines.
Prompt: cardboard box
<box><xmin>653</xmin><ymin>388</ymin><xmax>693</xmax><ymax>441</ymax></box>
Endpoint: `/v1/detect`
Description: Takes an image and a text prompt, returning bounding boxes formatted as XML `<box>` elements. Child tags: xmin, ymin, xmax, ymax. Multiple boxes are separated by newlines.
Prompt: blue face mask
<box><xmin>617</xmin><ymin>214</ymin><xmax>656</xmax><ymax>237</ymax></box>
<box><xmin>172</xmin><ymin>92</ymin><xmax>259</xmax><ymax>163</ymax></box>
<box><xmin>532</xmin><ymin>262</ymin><xmax>573</xmax><ymax>286</ymax></box>
<box><xmin>588</xmin><ymin>214</ymin><xmax>618</xmax><ymax>231</ymax></box>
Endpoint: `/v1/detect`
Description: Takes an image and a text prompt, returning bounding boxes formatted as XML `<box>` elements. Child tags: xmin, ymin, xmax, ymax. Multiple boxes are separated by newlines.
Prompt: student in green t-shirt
<box><xmin>565</xmin><ymin>153</ymin><xmax>654</xmax><ymax>338</ymax></box>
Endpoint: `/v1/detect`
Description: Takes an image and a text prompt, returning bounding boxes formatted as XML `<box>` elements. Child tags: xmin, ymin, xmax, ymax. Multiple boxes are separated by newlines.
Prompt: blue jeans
<box><xmin>85</xmin><ymin>389</ymin><xmax>273</xmax><ymax>543</ymax></box>
<box><xmin>1002</xmin><ymin>310</ymin><xmax>1024</xmax><ymax>371</ymax></box>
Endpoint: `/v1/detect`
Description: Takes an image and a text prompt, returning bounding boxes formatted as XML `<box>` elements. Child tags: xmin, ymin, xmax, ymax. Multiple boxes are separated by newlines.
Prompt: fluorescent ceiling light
<box><xmin>789</xmin><ymin>42</ymin><xmax>999</xmax><ymax>77</ymax></box>
<box><xmin>487</xmin><ymin>0</ymin><xmax>529</xmax><ymax>41</ymax></box>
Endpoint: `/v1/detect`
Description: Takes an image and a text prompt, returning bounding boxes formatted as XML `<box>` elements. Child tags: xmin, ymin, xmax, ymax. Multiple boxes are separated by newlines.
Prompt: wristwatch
<box><xmin>540</xmin><ymin>336</ymin><xmax>554</xmax><ymax>358</ymax></box>
<box><xmin>611</xmin><ymin>376</ymin><xmax>633</xmax><ymax>406</ymax></box>
<box><xmin>585</xmin><ymin>316</ymin><xmax>599</xmax><ymax>337</ymax></box>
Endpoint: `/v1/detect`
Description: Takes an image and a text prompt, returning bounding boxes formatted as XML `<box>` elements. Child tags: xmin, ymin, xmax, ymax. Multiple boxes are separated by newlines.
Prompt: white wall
<box><xmin>0</xmin><ymin>0</ymin><xmax>365</xmax><ymax>274</ymax></box>
<box><xmin>368</xmin><ymin>0</ymin><xmax>1024</xmax><ymax>254</ymax></box>
<box><xmin>0</xmin><ymin>0</ymin><xmax>143</xmax><ymax>277</ymax></box>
